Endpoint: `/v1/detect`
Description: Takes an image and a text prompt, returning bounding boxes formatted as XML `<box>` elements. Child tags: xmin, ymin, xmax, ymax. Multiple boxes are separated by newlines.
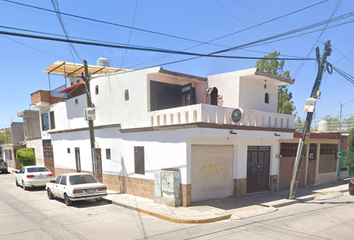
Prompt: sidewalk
<box><xmin>104</xmin><ymin>179</ymin><xmax>350</xmax><ymax>224</ymax></box>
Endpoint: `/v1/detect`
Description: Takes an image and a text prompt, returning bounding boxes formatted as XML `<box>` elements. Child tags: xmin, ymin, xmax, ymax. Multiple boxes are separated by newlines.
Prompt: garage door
<box><xmin>191</xmin><ymin>145</ymin><xmax>234</xmax><ymax>202</ymax></box>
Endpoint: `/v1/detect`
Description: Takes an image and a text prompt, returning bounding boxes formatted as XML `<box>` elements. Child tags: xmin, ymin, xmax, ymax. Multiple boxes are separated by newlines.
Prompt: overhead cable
<box><xmin>0</xmin><ymin>0</ymin><xmax>224</xmax><ymax>47</ymax></box>
<box><xmin>0</xmin><ymin>29</ymin><xmax>316</xmax><ymax>61</ymax></box>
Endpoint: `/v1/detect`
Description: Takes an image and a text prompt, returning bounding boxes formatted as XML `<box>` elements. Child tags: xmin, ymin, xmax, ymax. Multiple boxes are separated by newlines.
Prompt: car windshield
<box><xmin>69</xmin><ymin>175</ymin><xmax>98</xmax><ymax>185</ymax></box>
<box><xmin>27</xmin><ymin>167</ymin><xmax>49</xmax><ymax>173</ymax></box>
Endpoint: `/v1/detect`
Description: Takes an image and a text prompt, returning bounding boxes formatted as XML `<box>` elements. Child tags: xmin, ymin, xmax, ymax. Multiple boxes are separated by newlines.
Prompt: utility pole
<box><xmin>288</xmin><ymin>40</ymin><xmax>332</xmax><ymax>199</ymax></box>
<box><xmin>82</xmin><ymin>60</ymin><xmax>98</xmax><ymax>180</ymax></box>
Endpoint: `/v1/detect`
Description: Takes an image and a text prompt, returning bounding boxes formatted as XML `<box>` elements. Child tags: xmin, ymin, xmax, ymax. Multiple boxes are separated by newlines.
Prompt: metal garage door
<box><xmin>191</xmin><ymin>145</ymin><xmax>234</xmax><ymax>202</ymax></box>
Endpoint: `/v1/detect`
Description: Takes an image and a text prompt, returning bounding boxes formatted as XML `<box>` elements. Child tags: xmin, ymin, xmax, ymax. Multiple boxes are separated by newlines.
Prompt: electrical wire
<box><xmin>210</xmin><ymin>10</ymin><xmax>354</xmax><ymax>55</ymax></box>
<box><xmin>293</xmin><ymin>0</ymin><xmax>343</xmax><ymax>78</ymax></box>
<box><xmin>51</xmin><ymin>0</ymin><xmax>82</xmax><ymax>63</ymax></box>
<box><xmin>120</xmin><ymin>0</ymin><xmax>139</xmax><ymax>68</ymax></box>
<box><xmin>127</xmin><ymin>0</ymin><xmax>331</xmax><ymax>69</ymax></box>
<box><xmin>0</xmin><ymin>29</ymin><xmax>316</xmax><ymax>61</ymax></box>
<box><xmin>0</xmin><ymin>0</ymin><xmax>225</xmax><ymax>47</ymax></box>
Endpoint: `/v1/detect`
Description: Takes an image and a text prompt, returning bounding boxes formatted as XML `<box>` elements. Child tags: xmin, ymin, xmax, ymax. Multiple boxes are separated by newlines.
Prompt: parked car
<box><xmin>0</xmin><ymin>159</ymin><xmax>8</xmax><ymax>174</ymax></box>
<box><xmin>349</xmin><ymin>176</ymin><xmax>354</xmax><ymax>195</ymax></box>
<box><xmin>46</xmin><ymin>173</ymin><xmax>107</xmax><ymax>206</ymax></box>
<box><xmin>14</xmin><ymin>166</ymin><xmax>54</xmax><ymax>190</ymax></box>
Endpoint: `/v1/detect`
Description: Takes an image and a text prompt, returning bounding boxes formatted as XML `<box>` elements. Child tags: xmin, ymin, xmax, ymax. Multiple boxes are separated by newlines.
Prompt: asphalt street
<box><xmin>1</xmin><ymin>172</ymin><xmax>354</xmax><ymax>239</ymax></box>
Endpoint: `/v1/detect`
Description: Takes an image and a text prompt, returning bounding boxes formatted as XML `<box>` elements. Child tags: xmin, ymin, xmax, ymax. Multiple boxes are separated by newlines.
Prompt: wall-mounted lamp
<box><xmin>264</xmin><ymin>80</ymin><xmax>267</xmax><ymax>89</ymax></box>
<box><xmin>75</xmin><ymin>99</ymin><xmax>79</xmax><ymax>105</ymax></box>
<box><xmin>229</xmin><ymin>130</ymin><xmax>237</xmax><ymax>135</ymax></box>
<box><xmin>274</xmin><ymin>133</ymin><xmax>280</xmax><ymax>136</ymax></box>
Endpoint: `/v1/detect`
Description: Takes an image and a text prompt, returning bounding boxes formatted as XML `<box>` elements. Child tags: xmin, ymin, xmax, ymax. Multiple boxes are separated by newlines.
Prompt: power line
<box><xmin>0</xmin><ymin>0</ymin><xmax>225</xmax><ymax>47</ymax></box>
<box><xmin>293</xmin><ymin>0</ymin><xmax>343</xmax><ymax>78</ymax></box>
<box><xmin>0</xmin><ymin>29</ymin><xmax>316</xmax><ymax>61</ymax></box>
<box><xmin>51</xmin><ymin>0</ymin><xmax>82</xmax><ymax>63</ymax></box>
<box><xmin>210</xmin><ymin>11</ymin><xmax>354</xmax><ymax>55</ymax></box>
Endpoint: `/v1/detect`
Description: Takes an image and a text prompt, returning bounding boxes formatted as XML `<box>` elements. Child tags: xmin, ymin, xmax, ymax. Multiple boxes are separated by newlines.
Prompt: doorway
<box><xmin>247</xmin><ymin>146</ymin><xmax>270</xmax><ymax>193</ymax></box>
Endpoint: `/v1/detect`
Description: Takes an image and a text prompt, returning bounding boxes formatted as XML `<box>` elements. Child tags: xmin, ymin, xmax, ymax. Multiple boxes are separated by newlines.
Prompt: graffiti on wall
<box><xmin>199</xmin><ymin>158</ymin><xmax>229</xmax><ymax>187</ymax></box>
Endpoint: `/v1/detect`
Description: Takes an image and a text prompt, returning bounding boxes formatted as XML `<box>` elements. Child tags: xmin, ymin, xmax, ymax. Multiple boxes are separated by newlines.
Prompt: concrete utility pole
<box><xmin>82</xmin><ymin>60</ymin><xmax>98</xmax><ymax>180</ymax></box>
<box><xmin>288</xmin><ymin>40</ymin><xmax>332</xmax><ymax>199</ymax></box>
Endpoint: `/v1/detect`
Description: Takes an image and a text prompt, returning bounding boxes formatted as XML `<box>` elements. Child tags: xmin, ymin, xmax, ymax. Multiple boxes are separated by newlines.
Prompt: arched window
<box><xmin>95</xmin><ymin>85</ymin><xmax>99</xmax><ymax>95</ymax></box>
<box><xmin>124</xmin><ymin>89</ymin><xmax>129</xmax><ymax>101</ymax></box>
<box><xmin>265</xmin><ymin>93</ymin><xmax>269</xmax><ymax>104</ymax></box>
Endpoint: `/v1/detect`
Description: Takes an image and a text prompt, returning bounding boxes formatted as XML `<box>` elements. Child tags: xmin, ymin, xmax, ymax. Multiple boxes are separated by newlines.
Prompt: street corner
<box><xmin>313</xmin><ymin>191</ymin><xmax>344</xmax><ymax>201</ymax></box>
<box><xmin>230</xmin><ymin>206</ymin><xmax>278</xmax><ymax>220</ymax></box>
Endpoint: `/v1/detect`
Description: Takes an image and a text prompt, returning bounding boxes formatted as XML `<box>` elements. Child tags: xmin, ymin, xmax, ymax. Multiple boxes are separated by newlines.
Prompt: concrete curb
<box><xmin>103</xmin><ymin>188</ymin><xmax>349</xmax><ymax>224</ymax></box>
<box><xmin>104</xmin><ymin>197</ymin><xmax>232</xmax><ymax>223</ymax></box>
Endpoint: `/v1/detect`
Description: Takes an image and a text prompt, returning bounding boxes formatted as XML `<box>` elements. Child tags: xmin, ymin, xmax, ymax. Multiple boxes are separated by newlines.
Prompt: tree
<box><xmin>346</xmin><ymin>128</ymin><xmax>354</xmax><ymax>176</ymax></box>
<box><xmin>255</xmin><ymin>51</ymin><xmax>296</xmax><ymax>115</ymax></box>
<box><xmin>16</xmin><ymin>148</ymin><xmax>36</xmax><ymax>167</ymax></box>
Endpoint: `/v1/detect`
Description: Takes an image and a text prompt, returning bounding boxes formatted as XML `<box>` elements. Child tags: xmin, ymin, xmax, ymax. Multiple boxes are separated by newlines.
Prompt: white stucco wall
<box><xmin>27</xmin><ymin>139</ymin><xmax>44</xmax><ymax>166</ymax></box>
<box><xmin>239</xmin><ymin>76</ymin><xmax>278</xmax><ymax>112</ymax></box>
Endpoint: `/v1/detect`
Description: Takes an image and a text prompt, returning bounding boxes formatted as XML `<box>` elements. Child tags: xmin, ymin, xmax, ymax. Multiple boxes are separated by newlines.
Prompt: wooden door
<box><xmin>247</xmin><ymin>146</ymin><xmax>270</xmax><ymax>193</ymax></box>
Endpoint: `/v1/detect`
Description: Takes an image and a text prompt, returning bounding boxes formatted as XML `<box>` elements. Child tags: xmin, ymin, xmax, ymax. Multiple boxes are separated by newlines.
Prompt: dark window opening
<box><xmin>134</xmin><ymin>146</ymin><xmax>145</xmax><ymax>175</ymax></box>
<box><xmin>106</xmin><ymin>149</ymin><xmax>111</xmax><ymax>160</ymax></box>
<box><xmin>50</xmin><ymin>111</ymin><xmax>55</xmax><ymax>129</ymax></box>
<box><xmin>124</xmin><ymin>89</ymin><xmax>129</xmax><ymax>101</ymax></box>
<box><xmin>265</xmin><ymin>93</ymin><xmax>269</xmax><ymax>104</ymax></box>
<box><xmin>41</xmin><ymin>113</ymin><xmax>49</xmax><ymax>131</ymax></box>
<box><xmin>150</xmin><ymin>81</ymin><xmax>196</xmax><ymax>111</ymax></box>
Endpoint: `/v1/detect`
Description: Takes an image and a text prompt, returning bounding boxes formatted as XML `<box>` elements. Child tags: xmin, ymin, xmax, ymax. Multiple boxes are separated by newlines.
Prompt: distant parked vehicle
<box><xmin>349</xmin><ymin>176</ymin><xmax>354</xmax><ymax>195</ymax></box>
<box><xmin>14</xmin><ymin>166</ymin><xmax>54</xmax><ymax>190</ymax></box>
<box><xmin>0</xmin><ymin>159</ymin><xmax>8</xmax><ymax>174</ymax></box>
<box><xmin>46</xmin><ymin>173</ymin><xmax>107</xmax><ymax>206</ymax></box>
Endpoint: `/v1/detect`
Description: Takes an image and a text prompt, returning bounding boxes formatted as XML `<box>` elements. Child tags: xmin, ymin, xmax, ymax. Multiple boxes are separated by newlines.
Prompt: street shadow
<box><xmin>191</xmin><ymin>179</ymin><xmax>350</xmax><ymax>211</ymax></box>
<box><xmin>53</xmin><ymin>198</ymin><xmax>111</xmax><ymax>208</ymax></box>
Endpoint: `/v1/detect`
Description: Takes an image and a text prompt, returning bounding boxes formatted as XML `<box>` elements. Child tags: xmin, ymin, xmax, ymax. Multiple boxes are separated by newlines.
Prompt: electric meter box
<box><xmin>84</xmin><ymin>108</ymin><xmax>96</xmax><ymax>120</ymax></box>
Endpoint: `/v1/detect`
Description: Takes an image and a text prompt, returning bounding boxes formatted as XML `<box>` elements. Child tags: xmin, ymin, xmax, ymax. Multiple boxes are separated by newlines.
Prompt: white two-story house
<box><xmin>31</xmin><ymin>60</ymin><xmax>295</xmax><ymax>206</ymax></box>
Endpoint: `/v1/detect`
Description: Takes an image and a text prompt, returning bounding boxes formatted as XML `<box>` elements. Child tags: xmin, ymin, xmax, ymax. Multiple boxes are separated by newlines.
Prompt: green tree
<box><xmin>346</xmin><ymin>128</ymin><xmax>354</xmax><ymax>175</ymax></box>
<box><xmin>322</xmin><ymin>115</ymin><xmax>340</xmax><ymax>131</ymax></box>
<box><xmin>255</xmin><ymin>51</ymin><xmax>296</xmax><ymax>115</ymax></box>
<box><xmin>16</xmin><ymin>148</ymin><xmax>36</xmax><ymax>167</ymax></box>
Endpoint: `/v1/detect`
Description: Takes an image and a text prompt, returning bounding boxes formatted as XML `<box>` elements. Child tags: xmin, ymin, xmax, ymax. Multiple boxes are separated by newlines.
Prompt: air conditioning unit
<box><xmin>84</xmin><ymin>108</ymin><xmax>96</xmax><ymax>120</ymax></box>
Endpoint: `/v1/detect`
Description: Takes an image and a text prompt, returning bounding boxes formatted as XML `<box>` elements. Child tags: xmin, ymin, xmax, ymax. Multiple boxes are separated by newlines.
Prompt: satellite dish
<box><xmin>231</xmin><ymin>108</ymin><xmax>244</xmax><ymax>124</ymax></box>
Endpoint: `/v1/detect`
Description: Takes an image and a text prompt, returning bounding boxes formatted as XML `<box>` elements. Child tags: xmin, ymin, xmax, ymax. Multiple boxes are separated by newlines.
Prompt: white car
<box><xmin>46</xmin><ymin>173</ymin><xmax>108</xmax><ymax>206</ymax></box>
<box><xmin>14</xmin><ymin>166</ymin><xmax>54</xmax><ymax>190</ymax></box>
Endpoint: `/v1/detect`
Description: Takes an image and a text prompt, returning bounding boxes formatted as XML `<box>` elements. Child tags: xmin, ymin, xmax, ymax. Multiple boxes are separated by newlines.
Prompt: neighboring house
<box><xmin>17</xmin><ymin>110</ymin><xmax>43</xmax><ymax>166</ymax></box>
<box><xmin>2</xmin><ymin>122</ymin><xmax>24</xmax><ymax>169</ymax></box>
<box><xmin>31</xmin><ymin>59</ymin><xmax>295</xmax><ymax>207</ymax></box>
<box><xmin>279</xmin><ymin>132</ymin><xmax>348</xmax><ymax>191</ymax></box>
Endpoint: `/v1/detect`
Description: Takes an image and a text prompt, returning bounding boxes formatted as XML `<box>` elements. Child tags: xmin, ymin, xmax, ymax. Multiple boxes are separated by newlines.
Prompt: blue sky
<box><xmin>0</xmin><ymin>0</ymin><xmax>353</xmax><ymax>128</ymax></box>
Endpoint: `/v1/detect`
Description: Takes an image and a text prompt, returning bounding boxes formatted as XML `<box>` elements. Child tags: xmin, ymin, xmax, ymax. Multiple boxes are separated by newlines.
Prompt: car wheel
<box><xmin>15</xmin><ymin>178</ymin><xmax>19</xmax><ymax>187</ymax></box>
<box><xmin>349</xmin><ymin>185</ymin><xmax>354</xmax><ymax>196</ymax></box>
<box><xmin>64</xmin><ymin>194</ymin><xmax>72</xmax><ymax>206</ymax></box>
<box><xmin>47</xmin><ymin>188</ymin><xmax>54</xmax><ymax>199</ymax></box>
<box><xmin>22</xmin><ymin>181</ymin><xmax>28</xmax><ymax>191</ymax></box>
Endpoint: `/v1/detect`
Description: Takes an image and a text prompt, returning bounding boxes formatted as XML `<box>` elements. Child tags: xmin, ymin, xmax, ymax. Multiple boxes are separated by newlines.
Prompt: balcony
<box><xmin>149</xmin><ymin>104</ymin><xmax>294</xmax><ymax>129</ymax></box>
<box><xmin>31</xmin><ymin>89</ymin><xmax>67</xmax><ymax>108</ymax></box>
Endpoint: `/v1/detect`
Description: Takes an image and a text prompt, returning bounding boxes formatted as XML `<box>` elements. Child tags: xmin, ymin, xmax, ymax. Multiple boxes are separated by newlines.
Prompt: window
<box><xmin>134</xmin><ymin>146</ymin><xmax>145</xmax><ymax>174</ymax></box>
<box><xmin>41</xmin><ymin>113</ymin><xmax>49</xmax><ymax>130</ymax></box>
<box><xmin>124</xmin><ymin>89</ymin><xmax>129</xmax><ymax>101</ymax></box>
<box><xmin>95</xmin><ymin>85</ymin><xmax>99</xmax><ymax>95</ymax></box>
<box><xmin>265</xmin><ymin>93</ymin><xmax>269</xmax><ymax>104</ymax></box>
<box><xmin>50</xmin><ymin>111</ymin><xmax>55</xmax><ymax>129</ymax></box>
<box><xmin>60</xmin><ymin>176</ymin><xmax>67</xmax><ymax>185</ymax></box>
<box><xmin>106</xmin><ymin>149</ymin><xmax>111</xmax><ymax>160</ymax></box>
<box><xmin>55</xmin><ymin>176</ymin><xmax>62</xmax><ymax>184</ymax></box>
